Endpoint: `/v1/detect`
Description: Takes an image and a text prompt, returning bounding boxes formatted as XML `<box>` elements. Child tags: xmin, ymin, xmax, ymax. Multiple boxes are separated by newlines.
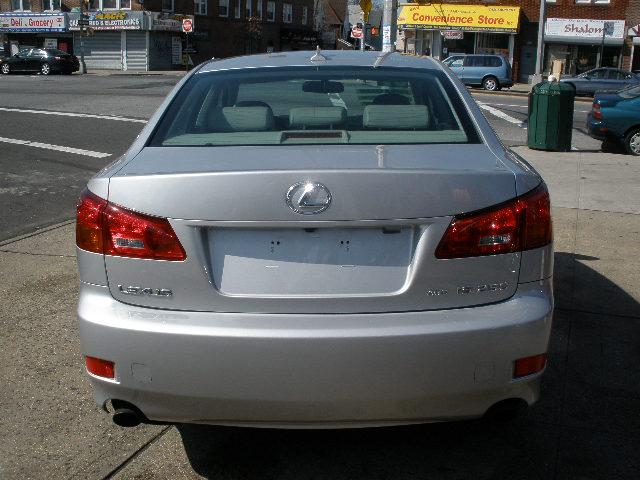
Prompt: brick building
<box><xmin>189</xmin><ymin>0</ymin><xmax>316</xmax><ymax>65</ymax></box>
<box><xmin>625</xmin><ymin>0</ymin><xmax>640</xmax><ymax>70</ymax></box>
<box><xmin>396</xmin><ymin>0</ymin><xmax>632</xmax><ymax>84</ymax></box>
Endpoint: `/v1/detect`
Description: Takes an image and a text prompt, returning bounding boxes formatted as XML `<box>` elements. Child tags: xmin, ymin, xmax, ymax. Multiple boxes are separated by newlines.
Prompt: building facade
<box><xmin>1</xmin><ymin>0</ymin><xmax>315</xmax><ymax>69</ymax></box>
<box><xmin>188</xmin><ymin>0</ymin><xmax>316</xmax><ymax>65</ymax></box>
<box><xmin>396</xmin><ymin>0</ymin><xmax>633</xmax><ymax>84</ymax></box>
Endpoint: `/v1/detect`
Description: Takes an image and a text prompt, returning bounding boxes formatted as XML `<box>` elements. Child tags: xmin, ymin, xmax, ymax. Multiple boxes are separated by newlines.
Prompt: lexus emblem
<box><xmin>286</xmin><ymin>182</ymin><xmax>332</xmax><ymax>215</ymax></box>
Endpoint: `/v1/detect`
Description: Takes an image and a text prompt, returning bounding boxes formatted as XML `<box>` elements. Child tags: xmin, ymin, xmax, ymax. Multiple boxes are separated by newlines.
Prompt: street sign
<box><xmin>351</xmin><ymin>26</ymin><xmax>363</xmax><ymax>39</ymax></box>
<box><xmin>441</xmin><ymin>30</ymin><xmax>463</xmax><ymax>40</ymax></box>
<box><xmin>603</xmin><ymin>21</ymin><xmax>615</xmax><ymax>36</ymax></box>
<box><xmin>182</xmin><ymin>18</ymin><xmax>193</xmax><ymax>33</ymax></box>
<box><xmin>359</xmin><ymin>0</ymin><xmax>372</xmax><ymax>22</ymax></box>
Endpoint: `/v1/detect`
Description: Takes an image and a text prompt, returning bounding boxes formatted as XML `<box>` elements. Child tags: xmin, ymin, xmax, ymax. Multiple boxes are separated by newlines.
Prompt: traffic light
<box><xmin>371</xmin><ymin>27</ymin><xmax>379</xmax><ymax>36</ymax></box>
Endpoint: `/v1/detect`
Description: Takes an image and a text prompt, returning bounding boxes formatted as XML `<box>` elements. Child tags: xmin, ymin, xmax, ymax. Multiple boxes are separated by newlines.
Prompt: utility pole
<box><xmin>78</xmin><ymin>0</ymin><xmax>88</xmax><ymax>74</ymax></box>
<box><xmin>381</xmin><ymin>0</ymin><xmax>395</xmax><ymax>52</ymax></box>
<box><xmin>360</xmin><ymin>11</ymin><xmax>365</xmax><ymax>51</ymax></box>
<box><xmin>533</xmin><ymin>0</ymin><xmax>546</xmax><ymax>84</ymax></box>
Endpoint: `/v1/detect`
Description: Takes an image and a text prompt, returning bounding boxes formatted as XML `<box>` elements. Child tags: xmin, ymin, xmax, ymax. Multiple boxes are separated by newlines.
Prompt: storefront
<box><xmin>67</xmin><ymin>11</ymin><xmax>191</xmax><ymax>71</ymax></box>
<box><xmin>544</xmin><ymin>18</ymin><xmax>626</xmax><ymax>76</ymax></box>
<box><xmin>396</xmin><ymin>3</ymin><xmax>520</xmax><ymax>67</ymax></box>
<box><xmin>627</xmin><ymin>24</ymin><xmax>640</xmax><ymax>73</ymax></box>
<box><xmin>0</xmin><ymin>12</ymin><xmax>72</xmax><ymax>56</ymax></box>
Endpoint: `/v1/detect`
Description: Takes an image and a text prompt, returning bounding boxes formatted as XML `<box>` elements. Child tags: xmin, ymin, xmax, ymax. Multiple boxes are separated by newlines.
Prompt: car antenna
<box><xmin>310</xmin><ymin>46</ymin><xmax>327</xmax><ymax>62</ymax></box>
<box><xmin>373</xmin><ymin>51</ymin><xmax>393</xmax><ymax>69</ymax></box>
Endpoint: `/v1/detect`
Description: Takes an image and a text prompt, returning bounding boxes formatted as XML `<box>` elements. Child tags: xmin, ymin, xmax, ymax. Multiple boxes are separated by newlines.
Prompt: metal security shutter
<box><xmin>125</xmin><ymin>31</ymin><xmax>148</xmax><ymax>71</ymax></box>
<box><xmin>74</xmin><ymin>31</ymin><xmax>122</xmax><ymax>70</ymax></box>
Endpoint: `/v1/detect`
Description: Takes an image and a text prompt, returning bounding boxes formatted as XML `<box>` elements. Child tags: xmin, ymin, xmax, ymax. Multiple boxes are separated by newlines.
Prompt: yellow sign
<box><xmin>360</xmin><ymin>0</ymin><xmax>372</xmax><ymax>22</ymax></box>
<box><xmin>397</xmin><ymin>4</ymin><xmax>521</xmax><ymax>33</ymax></box>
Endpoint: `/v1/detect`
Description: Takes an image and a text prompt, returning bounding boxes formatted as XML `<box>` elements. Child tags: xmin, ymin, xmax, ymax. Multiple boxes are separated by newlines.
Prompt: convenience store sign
<box><xmin>397</xmin><ymin>4</ymin><xmax>520</xmax><ymax>33</ymax></box>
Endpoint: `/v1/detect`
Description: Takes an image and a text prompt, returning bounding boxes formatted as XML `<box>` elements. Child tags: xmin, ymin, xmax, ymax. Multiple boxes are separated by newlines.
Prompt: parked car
<box><xmin>442</xmin><ymin>54</ymin><xmax>513</xmax><ymax>91</ymax></box>
<box><xmin>76</xmin><ymin>51</ymin><xmax>553</xmax><ymax>428</ymax></box>
<box><xmin>0</xmin><ymin>48</ymin><xmax>79</xmax><ymax>75</ymax></box>
<box><xmin>587</xmin><ymin>84</ymin><xmax>640</xmax><ymax>155</ymax></box>
<box><xmin>559</xmin><ymin>67</ymin><xmax>640</xmax><ymax>96</ymax></box>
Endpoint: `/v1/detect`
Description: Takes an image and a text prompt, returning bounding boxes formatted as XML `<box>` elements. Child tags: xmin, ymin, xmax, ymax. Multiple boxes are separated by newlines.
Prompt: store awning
<box><xmin>397</xmin><ymin>4</ymin><xmax>520</xmax><ymax>33</ymax></box>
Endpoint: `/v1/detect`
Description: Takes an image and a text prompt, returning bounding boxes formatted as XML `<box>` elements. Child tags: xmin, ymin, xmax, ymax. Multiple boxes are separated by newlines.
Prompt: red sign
<box><xmin>182</xmin><ymin>18</ymin><xmax>193</xmax><ymax>33</ymax></box>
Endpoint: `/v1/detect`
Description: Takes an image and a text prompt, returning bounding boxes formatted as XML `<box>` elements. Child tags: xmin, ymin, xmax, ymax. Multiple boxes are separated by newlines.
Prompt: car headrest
<box><xmin>289</xmin><ymin>107</ymin><xmax>347</xmax><ymax>129</ymax></box>
<box><xmin>371</xmin><ymin>93</ymin><xmax>411</xmax><ymax>105</ymax></box>
<box><xmin>363</xmin><ymin>105</ymin><xmax>430</xmax><ymax>129</ymax></box>
<box><xmin>207</xmin><ymin>106</ymin><xmax>274</xmax><ymax>132</ymax></box>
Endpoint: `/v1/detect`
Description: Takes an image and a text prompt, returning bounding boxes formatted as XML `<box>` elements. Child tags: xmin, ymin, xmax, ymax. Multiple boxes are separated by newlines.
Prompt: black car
<box><xmin>0</xmin><ymin>48</ymin><xmax>79</xmax><ymax>75</ymax></box>
<box><xmin>559</xmin><ymin>67</ymin><xmax>640</xmax><ymax>96</ymax></box>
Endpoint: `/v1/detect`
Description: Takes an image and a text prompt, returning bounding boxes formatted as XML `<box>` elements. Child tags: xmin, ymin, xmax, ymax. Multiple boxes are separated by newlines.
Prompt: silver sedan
<box><xmin>76</xmin><ymin>50</ymin><xmax>553</xmax><ymax>428</ymax></box>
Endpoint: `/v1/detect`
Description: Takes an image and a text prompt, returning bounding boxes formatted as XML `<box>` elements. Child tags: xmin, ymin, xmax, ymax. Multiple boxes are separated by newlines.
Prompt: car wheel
<box><xmin>602</xmin><ymin>139</ymin><xmax>624</xmax><ymax>154</ymax></box>
<box><xmin>1</xmin><ymin>63</ymin><xmax>10</xmax><ymax>75</ymax></box>
<box><xmin>623</xmin><ymin>128</ymin><xmax>640</xmax><ymax>156</ymax></box>
<box><xmin>482</xmin><ymin>76</ymin><xmax>499</xmax><ymax>91</ymax></box>
<box><xmin>40</xmin><ymin>63</ymin><xmax>51</xmax><ymax>75</ymax></box>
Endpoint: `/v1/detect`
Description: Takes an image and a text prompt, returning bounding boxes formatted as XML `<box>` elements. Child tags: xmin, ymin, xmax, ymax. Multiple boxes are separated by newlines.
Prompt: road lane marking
<box><xmin>477</xmin><ymin>103</ymin><xmax>525</xmax><ymax>127</ymax></box>
<box><xmin>484</xmin><ymin>102</ymin><xmax>591</xmax><ymax>113</ymax></box>
<box><xmin>0</xmin><ymin>107</ymin><xmax>147</xmax><ymax>123</ymax></box>
<box><xmin>0</xmin><ymin>136</ymin><xmax>111</xmax><ymax>158</ymax></box>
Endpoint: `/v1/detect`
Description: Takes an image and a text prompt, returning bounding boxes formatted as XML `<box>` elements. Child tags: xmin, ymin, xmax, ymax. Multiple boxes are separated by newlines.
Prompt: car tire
<box><xmin>623</xmin><ymin>128</ymin><xmax>640</xmax><ymax>156</ymax></box>
<box><xmin>602</xmin><ymin>139</ymin><xmax>624</xmax><ymax>154</ymax></box>
<box><xmin>40</xmin><ymin>63</ymin><xmax>51</xmax><ymax>75</ymax></box>
<box><xmin>482</xmin><ymin>76</ymin><xmax>499</xmax><ymax>91</ymax></box>
<box><xmin>1</xmin><ymin>63</ymin><xmax>10</xmax><ymax>75</ymax></box>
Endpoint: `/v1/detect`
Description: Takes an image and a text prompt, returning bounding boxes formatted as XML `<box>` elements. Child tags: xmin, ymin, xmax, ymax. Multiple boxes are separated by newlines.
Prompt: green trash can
<box><xmin>527</xmin><ymin>81</ymin><xmax>575</xmax><ymax>151</ymax></box>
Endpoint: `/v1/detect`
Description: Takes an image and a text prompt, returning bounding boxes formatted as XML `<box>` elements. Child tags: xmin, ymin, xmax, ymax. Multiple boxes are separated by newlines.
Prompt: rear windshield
<box><xmin>149</xmin><ymin>66</ymin><xmax>480</xmax><ymax>147</ymax></box>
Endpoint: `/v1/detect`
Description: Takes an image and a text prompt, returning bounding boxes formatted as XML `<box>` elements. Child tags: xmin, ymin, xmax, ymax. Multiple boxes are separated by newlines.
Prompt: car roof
<box><xmin>197</xmin><ymin>51</ymin><xmax>443</xmax><ymax>74</ymax></box>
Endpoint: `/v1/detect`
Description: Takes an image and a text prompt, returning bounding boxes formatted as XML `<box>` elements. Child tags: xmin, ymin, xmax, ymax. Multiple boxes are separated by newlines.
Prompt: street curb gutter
<box><xmin>0</xmin><ymin>219</ymin><xmax>75</xmax><ymax>247</ymax></box>
<box><xmin>470</xmin><ymin>89</ymin><xmax>594</xmax><ymax>103</ymax></box>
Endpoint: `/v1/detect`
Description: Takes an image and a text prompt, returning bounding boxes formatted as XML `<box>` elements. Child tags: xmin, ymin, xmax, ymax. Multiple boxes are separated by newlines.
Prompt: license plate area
<box><xmin>209</xmin><ymin>227</ymin><xmax>414</xmax><ymax>296</ymax></box>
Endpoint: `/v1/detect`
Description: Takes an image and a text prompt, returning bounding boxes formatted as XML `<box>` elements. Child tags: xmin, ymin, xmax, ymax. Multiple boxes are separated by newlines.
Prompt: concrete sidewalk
<box><xmin>0</xmin><ymin>148</ymin><xmax>638</xmax><ymax>479</ymax></box>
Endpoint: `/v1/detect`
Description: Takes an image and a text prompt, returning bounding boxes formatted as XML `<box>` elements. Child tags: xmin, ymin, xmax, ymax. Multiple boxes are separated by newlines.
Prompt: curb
<box><xmin>470</xmin><ymin>88</ymin><xmax>594</xmax><ymax>103</ymax></box>
<box><xmin>0</xmin><ymin>219</ymin><xmax>75</xmax><ymax>247</ymax></box>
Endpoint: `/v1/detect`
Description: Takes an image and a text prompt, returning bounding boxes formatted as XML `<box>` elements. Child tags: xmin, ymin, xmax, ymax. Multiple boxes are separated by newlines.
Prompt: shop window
<box><xmin>235</xmin><ymin>0</ymin><xmax>241</xmax><ymax>18</ymax></box>
<box><xmin>283</xmin><ymin>3</ymin><xmax>292</xmax><ymax>23</ymax></box>
<box><xmin>246</xmin><ymin>0</ymin><xmax>252</xmax><ymax>18</ymax></box>
<box><xmin>162</xmin><ymin>0</ymin><xmax>174</xmax><ymax>12</ymax></box>
<box><xmin>302</xmin><ymin>6</ymin><xmax>307</xmax><ymax>24</ymax></box>
<box><xmin>219</xmin><ymin>0</ymin><xmax>229</xmax><ymax>17</ymax></box>
<box><xmin>44</xmin><ymin>0</ymin><xmax>61</xmax><ymax>10</ymax></box>
<box><xmin>88</xmin><ymin>0</ymin><xmax>131</xmax><ymax>9</ymax></box>
<box><xmin>195</xmin><ymin>0</ymin><xmax>208</xmax><ymax>15</ymax></box>
<box><xmin>267</xmin><ymin>1</ymin><xmax>275</xmax><ymax>22</ymax></box>
<box><xmin>11</xmin><ymin>0</ymin><xmax>31</xmax><ymax>10</ymax></box>
<box><xmin>256</xmin><ymin>0</ymin><xmax>263</xmax><ymax>18</ymax></box>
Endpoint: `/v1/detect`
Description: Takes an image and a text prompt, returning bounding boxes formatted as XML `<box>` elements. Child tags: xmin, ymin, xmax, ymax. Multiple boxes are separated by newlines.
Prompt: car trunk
<box><xmin>104</xmin><ymin>144</ymin><xmax>521</xmax><ymax>314</ymax></box>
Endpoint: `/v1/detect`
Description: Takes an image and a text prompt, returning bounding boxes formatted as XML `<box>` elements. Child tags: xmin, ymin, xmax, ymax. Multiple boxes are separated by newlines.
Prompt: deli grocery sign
<box><xmin>0</xmin><ymin>13</ymin><xmax>66</xmax><ymax>32</ymax></box>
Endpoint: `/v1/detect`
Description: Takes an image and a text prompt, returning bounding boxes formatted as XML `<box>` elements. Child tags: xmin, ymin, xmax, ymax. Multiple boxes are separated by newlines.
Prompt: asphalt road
<box><xmin>0</xmin><ymin>74</ymin><xmax>604</xmax><ymax>242</ymax></box>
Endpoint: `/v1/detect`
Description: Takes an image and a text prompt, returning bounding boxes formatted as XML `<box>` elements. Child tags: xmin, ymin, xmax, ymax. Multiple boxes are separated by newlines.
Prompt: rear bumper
<box><xmin>78</xmin><ymin>279</ymin><xmax>553</xmax><ymax>427</ymax></box>
<box><xmin>586</xmin><ymin>115</ymin><xmax>615</xmax><ymax>141</ymax></box>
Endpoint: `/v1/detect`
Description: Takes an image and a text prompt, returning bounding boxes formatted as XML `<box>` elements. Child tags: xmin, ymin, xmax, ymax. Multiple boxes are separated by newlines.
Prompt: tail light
<box><xmin>592</xmin><ymin>103</ymin><xmax>602</xmax><ymax>120</ymax></box>
<box><xmin>435</xmin><ymin>183</ymin><xmax>552</xmax><ymax>259</ymax></box>
<box><xmin>85</xmin><ymin>356</ymin><xmax>115</xmax><ymax>379</ymax></box>
<box><xmin>76</xmin><ymin>189</ymin><xmax>186</xmax><ymax>261</ymax></box>
<box><xmin>513</xmin><ymin>354</ymin><xmax>547</xmax><ymax>378</ymax></box>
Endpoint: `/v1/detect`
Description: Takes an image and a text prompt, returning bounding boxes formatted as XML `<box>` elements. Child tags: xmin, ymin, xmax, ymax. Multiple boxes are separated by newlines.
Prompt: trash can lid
<box><xmin>533</xmin><ymin>81</ymin><xmax>575</xmax><ymax>96</ymax></box>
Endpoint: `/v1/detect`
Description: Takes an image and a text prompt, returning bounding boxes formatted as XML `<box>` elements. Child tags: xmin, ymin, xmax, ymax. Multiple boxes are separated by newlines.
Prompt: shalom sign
<box><xmin>545</xmin><ymin>18</ymin><xmax>625</xmax><ymax>40</ymax></box>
